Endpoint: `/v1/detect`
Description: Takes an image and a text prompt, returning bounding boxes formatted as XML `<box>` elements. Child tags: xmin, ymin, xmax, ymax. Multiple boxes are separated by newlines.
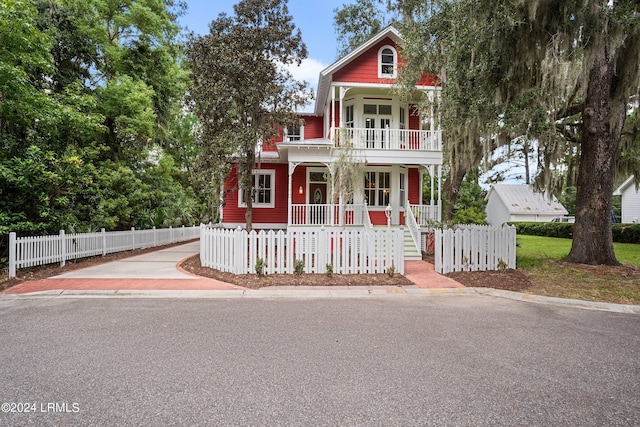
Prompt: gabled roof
<box><xmin>488</xmin><ymin>184</ymin><xmax>568</xmax><ymax>215</ymax></box>
<box><xmin>614</xmin><ymin>175</ymin><xmax>638</xmax><ymax>195</ymax></box>
<box><xmin>314</xmin><ymin>26</ymin><xmax>403</xmax><ymax>115</ymax></box>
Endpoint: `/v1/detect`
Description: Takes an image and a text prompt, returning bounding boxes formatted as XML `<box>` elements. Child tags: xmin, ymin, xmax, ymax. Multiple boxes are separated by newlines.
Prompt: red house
<box><xmin>218</xmin><ymin>26</ymin><xmax>443</xmax><ymax>258</ymax></box>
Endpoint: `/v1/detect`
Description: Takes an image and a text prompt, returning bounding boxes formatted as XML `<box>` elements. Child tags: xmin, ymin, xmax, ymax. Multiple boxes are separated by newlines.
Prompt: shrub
<box><xmin>510</xmin><ymin>222</ymin><xmax>640</xmax><ymax>243</ymax></box>
<box><xmin>325</xmin><ymin>263</ymin><xmax>333</xmax><ymax>277</ymax></box>
<box><xmin>386</xmin><ymin>264</ymin><xmax>395</xmax><ymax>277</ymax></box>
<box><xmin>294</xmin><ymin>259</ymin><xmax>304</xmax><ymax>275</ymax></box>
<box><xmin>255</xmin><ymin>258</ymin><xmax>265</xmax><ymax>277</ymax></box>
<box><xmin>612</xmin><ymin>224</ymin><xmax>640</xmax><ymax>244</ymax></box>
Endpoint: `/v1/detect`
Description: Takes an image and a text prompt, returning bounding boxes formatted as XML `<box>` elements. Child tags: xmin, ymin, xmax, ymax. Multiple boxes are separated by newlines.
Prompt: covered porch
<box><xmin>286</xmin><ymin>163</ymin><xmax>442</xmax><ymax>228</ymax></box>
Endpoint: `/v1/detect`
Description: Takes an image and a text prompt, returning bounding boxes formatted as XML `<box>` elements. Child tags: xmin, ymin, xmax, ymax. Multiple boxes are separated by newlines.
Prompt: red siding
<box><xmin>302</xmin><ymin>116</ymin><xmax>324</xmax><ymax>139</ymax></box>
<box><xmin>291</xmin><ymin>166</ymin><xmax>307</xmax><ymax>204</ymax></box>
<box><xmin>369</xmin><ymin>211</ymin><xmax>388</xmax><ymax>225</ymax></box>
<box><xmin>408</xmin><ymin>168</ymin><xmax>421</xmax><ymax>205</ymax></box>
<box><xmin>333</xmin><ymin>38</ymin><xmax>438</xmax><ymax>86</ymax></box>
<box><xmin>222</xmin><ymin>164</ymin><xmax>288</xmax><ymax>226</ymax></box>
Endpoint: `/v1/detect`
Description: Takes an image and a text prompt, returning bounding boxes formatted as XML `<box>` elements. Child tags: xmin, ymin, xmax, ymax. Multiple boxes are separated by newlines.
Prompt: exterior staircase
<box><xmin>370</xmin><ymin>225</ymin><xmax>422</xmax><ymax>261</ymax></box>
<box><xmin>403</xmin><ymin>227</ymin><xmax>422</xmax><ymax>260</ymax></box>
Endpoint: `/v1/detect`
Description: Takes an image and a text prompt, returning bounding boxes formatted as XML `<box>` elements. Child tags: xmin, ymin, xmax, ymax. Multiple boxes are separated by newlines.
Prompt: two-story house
<box><xmin>218</xmin><ymin>26</ymin><xmax>443</xmax><ymax>257</ymax></box>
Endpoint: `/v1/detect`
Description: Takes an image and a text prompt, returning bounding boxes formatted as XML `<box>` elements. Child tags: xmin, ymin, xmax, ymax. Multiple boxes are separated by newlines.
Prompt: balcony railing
<box><xmin>290</xmin><ymin>204</ymin><xmax>370</xmax><ymax>226</ymax></box>
<box><xmin>332</xmin><ymin>127</ymin><xmax>442</xmax><ymax>151</ymax></box>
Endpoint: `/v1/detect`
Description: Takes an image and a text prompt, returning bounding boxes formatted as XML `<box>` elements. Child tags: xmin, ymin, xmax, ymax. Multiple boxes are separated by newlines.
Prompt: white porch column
<box><xmin>288</xmin><ymin>162</ymin><xmax>300</xmax><ymax>226</ymax></box>
<box><xmin>331</xmin><ymin>84</ymin><xmax>336</xmax><ymax>140</ymax></box>
<box><xmin>429</xmin><ymin>164</ymin><xmax>435</xmax><ymax>207</ymax></box>
<box><xmin>437</xmin><ymin>165</ymin><xmax>442</xmax><ymax>221</ymax></box>
<box><xmin>339</xmin><ymin>86</ymin><xmax>349</xmax><ymax>128</ymax></box>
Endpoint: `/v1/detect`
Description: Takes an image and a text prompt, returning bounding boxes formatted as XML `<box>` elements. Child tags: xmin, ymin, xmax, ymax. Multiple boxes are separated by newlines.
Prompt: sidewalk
<box><xmin>2</xmin><ymin>242</ymin><xmax>462</xmax><ymax>295</ymax></box>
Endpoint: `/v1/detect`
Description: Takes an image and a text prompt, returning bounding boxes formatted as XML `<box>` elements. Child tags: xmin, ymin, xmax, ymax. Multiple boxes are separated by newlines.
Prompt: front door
<box><xmin>309</xmin><ymin>182</ymin><xmax>327</xmax><ymax>224</ymax></box>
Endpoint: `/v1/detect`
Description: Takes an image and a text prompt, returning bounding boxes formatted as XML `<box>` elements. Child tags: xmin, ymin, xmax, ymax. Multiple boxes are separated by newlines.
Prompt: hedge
<box><xmin>509</xmin><ymin>222</ymin><xmax>640</xmax><ymax>244</ymax></box>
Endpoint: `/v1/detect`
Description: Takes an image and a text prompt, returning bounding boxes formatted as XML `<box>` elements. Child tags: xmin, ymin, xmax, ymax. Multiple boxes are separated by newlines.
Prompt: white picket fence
<box><xmin>434</xmin><ymin>225</ymin><xmax>516</xmax><ymax>274</ymax></box>
<box><xmin>8</xmin><ymin>225</ymin><xmax>200</xmax><ymax>279</ymax></box>
<box><xmin>200</xmin><ymin>226</ymin><xmax>405</xmax><ymax>275</ymax></box>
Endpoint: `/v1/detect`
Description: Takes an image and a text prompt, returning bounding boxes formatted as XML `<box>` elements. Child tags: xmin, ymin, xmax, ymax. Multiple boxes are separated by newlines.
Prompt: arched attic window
<box><xmin>378</xmin><ymin>46</ymin><xmax>397</xmax><ymax>78</ymax></box>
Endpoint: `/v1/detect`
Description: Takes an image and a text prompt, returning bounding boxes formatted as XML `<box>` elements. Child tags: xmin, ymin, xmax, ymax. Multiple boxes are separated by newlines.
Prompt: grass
<box><xmin>516</xmin><ymin>235</ymin><xmax>640</xmax><ymax>305</ymax></box>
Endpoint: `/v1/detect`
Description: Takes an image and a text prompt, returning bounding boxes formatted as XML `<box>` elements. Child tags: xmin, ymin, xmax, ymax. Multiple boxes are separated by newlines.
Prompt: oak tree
<box><xmin>186</xmin><ymin>0</ymin><xmax>311</xmax><ymax>230</ymax></box>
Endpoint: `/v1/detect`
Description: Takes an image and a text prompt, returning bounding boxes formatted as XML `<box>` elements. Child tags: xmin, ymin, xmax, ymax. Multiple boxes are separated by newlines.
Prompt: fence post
<box><xmin>131</xmin><ymin>227</ymin><xmax>136</xmax><ymax>250</ymax></box>
<box><xmin>60</xmin><ymin>230</ymin><xmax>66</xmax><ymax>267</ymax></box>
<box><xmin>153</xmin><ymin>226</ymin><xmax>157</xmax><ymax>247</ymax></box>
<box><xmin>101</xmin><ymin>228</ymin><xmax>106</xmax><ymax>256</ymax></box>
<box><xmin>9</xmin><ymin>232</ymin><xmax>16</xmax><ymax>279</ymax></box>
<box><xmin>234</xmin><ymin>227</ymin><xmax>244</xmax><ymax>274</ymax></box>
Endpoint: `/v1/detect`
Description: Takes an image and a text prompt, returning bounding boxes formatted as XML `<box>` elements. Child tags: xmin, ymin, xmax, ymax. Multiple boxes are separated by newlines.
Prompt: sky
<box><xmin>178</xmin><ymin>0</ymin><xmax>347</xmax><ymax>94</ymax></box>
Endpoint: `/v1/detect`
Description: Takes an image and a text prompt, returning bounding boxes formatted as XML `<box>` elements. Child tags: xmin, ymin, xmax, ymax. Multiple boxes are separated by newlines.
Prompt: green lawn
<box><xmin>516</xmin><ymin>235</ymin><xmax>640</xmax><ymax>268</ymax></box>
<box><xmin>515</xmin><ymin>235</ymin><xmax>640</xmax><ymax>305</ymax></box>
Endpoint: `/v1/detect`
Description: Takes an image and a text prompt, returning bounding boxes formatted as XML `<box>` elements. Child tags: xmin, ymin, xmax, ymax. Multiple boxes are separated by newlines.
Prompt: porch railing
<box><xmin>333</xmin><ymin>127</ymin><xmax>442</xmax><ymax>151</ymax></box>
<box><xmin>290</xmin><ymin>204</ymin><xmax>371</xmax><ymax>226</ymax></box>
<box><xmin>410</xmin><ymin>204</ymin><xmax>441</xmax><ymax>225</ymax></box>
<box><xmin>405</xmin><ymin>203</ymin><xmax>422</xmax><ymax>253</ymax></box>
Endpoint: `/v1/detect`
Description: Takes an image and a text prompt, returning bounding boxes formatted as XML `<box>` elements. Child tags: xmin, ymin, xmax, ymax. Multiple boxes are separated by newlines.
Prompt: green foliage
<box><xmin>98</xmin><ymin>75</ymin><xmax>156</xmax><ymax>159</ymax></box>
<box><xmin>386</xmin><ymin>264</ymin><xmax>395</xmax><ymax>277</ymax></box>
<box><xmin>334</xmin><ymin>0</ymin><xmax>395</xmax><ymax>58</ymax></box>
<box><xmin>397</xmin><ymin>0</ymin><xmax>640</xmax><ymax>264</ymax></box>
<box><xmin>511</xmin><ymin>222</ymin><xmax>640</xmax><ymax>244</ymax></box>
<box><xmin>612</xmin><ymin>224</ymin><xmax>640</xmax><ymax>245</ymax></box>
<box><xmin>558</xmin><ymin>186</ymin><xmax>577</xmax><ymax>216</ymax></box>
<box><xmin>186</xmin><ymin>0</ymin><xmax>312</xmax><ymax>230</ymax></box>
<box><xmin>255</xmin><ymin>258</ymin><xmax>265</xmax><ymax>277</ymax></box>
<box><xmin>325</xmin><ymin>263</ymin><xmax>333</xmax><ymax>277</ymax></box>
<box><xmin>294</xmin><ymin>259</ymin><xmax>304</xmax><ymax>275</ymax></box>
<box><xmin>450</xmin><ymin>176</ymin><xmax>487</xmax><ymax>225</ymax></box>
<box><xmin>0</xmin><ymin>0</ymin><xmax>201</xmax><ymax>266</ymax></box>
<box><xmin>511</xmin><ymin>222</ymin><xmax>575</xmax><ymax>239</ymax></box>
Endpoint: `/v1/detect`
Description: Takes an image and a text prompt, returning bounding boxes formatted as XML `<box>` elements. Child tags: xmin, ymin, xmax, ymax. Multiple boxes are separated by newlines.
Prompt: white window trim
<box><xmin>364</xmin><ymin>168</ymin><xmax>392</xmax><ymax>208</ymax></box>
<box><xmin>238</xmin><ymin>169</ymin><xmax>276</xmax><ymax>208</ymax></box>
<box><xmin>378</xmin><ymin>45</ymin><xmax>398</xmax><ymax>79</ymax></box>
<box><xmin>285</xmin><ymin>125</ymin><xmax>304</xmax><ymax>142</ymax></box>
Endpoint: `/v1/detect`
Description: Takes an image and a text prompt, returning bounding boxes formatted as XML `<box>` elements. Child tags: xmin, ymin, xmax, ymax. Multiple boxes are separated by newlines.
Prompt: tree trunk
<box><xmin>442</xmin><ymin>157</ymin><xmax>469</xmax><ymax>221</ymax></box>
<box><xmin>567</xmin><ymin>48</ymin><xmax>624</xmax><ymax>265</ymax></box>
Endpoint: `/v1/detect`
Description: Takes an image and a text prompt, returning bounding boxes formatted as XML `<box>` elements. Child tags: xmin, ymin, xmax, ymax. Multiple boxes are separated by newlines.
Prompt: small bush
<box><xmin>294</xmin><ymin>259</ymin><xmax>304</xmax><ymax>275</ymax></box>
<box><xmin>255</xmin><ymin>258</ymin><xmax>265</xmax><ymax>277</ymax></box>
<box><xmin>325</xmin><ymin>263</ymin><xmax>333</xmax><ymax>277</ymax></box>
<box><xmin>612</xmin><ymin>224</ymin><xmax>640</xmax><ymax>244</ymax></box>
<box><xmin>386</xmin><ymin>264</ymin><xmax>395</xmax><ymax>277</ymax></box>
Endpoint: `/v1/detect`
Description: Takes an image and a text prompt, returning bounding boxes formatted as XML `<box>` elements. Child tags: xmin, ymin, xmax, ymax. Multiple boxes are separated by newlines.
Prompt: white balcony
<box><xmin>332</xmin><ymin>127</ymin><xmax>442</xmax><ymax>151</ymax></box>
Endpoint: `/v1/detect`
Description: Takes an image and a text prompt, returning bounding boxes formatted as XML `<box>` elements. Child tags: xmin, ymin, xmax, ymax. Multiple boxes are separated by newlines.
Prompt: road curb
<box><xmin>473</xmin><ymin>288</ymin><xmax>640</xmax><ymax>314</ymax></box>
<box><xmin>2</xmin><ymin>287</ymin><xmax>638</xmax><ymax>314</ymax></box>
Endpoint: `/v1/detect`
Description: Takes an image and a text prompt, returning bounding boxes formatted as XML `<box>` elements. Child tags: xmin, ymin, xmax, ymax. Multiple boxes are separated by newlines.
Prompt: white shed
<box><xmin>485</xmin><ymin>184</ymin><xmax>568</xmax><ymax>226</ymax></box>
<box><xmin>613</xmin><ymin>175</ymin><xmax>640</xmax><ymax>223</ymax></box>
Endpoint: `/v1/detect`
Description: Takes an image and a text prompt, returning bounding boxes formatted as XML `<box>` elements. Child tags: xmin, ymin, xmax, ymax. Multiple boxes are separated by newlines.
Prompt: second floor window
<box><xmin>286</xmin><ymin>124</ymin><xmax>303</xmax><ymax>141</ymax></box>
<box><xmin>345</xmin><ymin>105</ymin><xmax>354</xmax><ymax>128</ymax></box>
<box><xmin>379</xmin><ymin>46</ymin><xmax>397</xmax><ymax>78</ymax></box>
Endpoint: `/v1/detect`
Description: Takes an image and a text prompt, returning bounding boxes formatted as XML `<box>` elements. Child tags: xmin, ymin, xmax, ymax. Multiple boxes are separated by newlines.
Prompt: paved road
<box><xmin>0</xmin><ymin>295</ymin><xmax>638</xmax><ymax>426</ymax></box>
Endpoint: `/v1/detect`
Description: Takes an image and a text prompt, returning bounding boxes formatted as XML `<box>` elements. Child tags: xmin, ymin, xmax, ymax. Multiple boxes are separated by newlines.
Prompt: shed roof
<box><xmin>613</xmin><ymin>175</ymin><xmax>638</xmax><ymax>195</ymax></box>
<box><xmin>488</xmin><ymin>184</ymin><xmax>568</xmax><ymax>215</ymax></box>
